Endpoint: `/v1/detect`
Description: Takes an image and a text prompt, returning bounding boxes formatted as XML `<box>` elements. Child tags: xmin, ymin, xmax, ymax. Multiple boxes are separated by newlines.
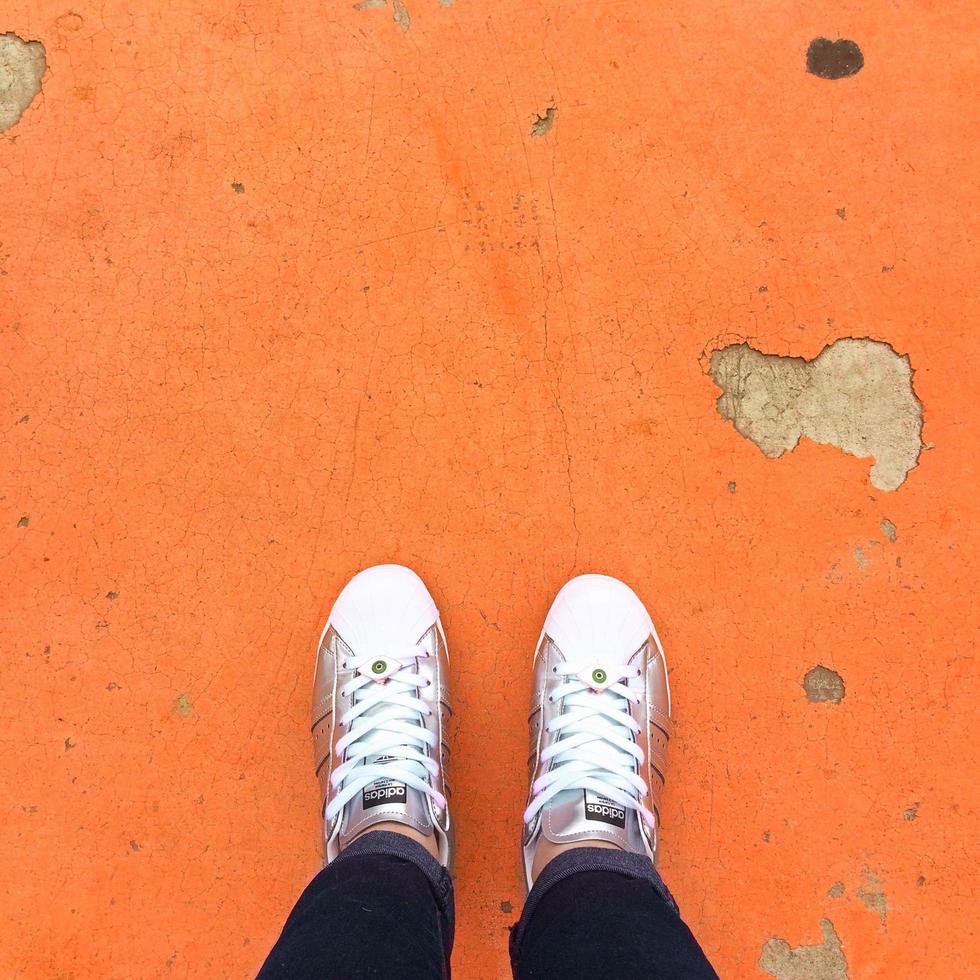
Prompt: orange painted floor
<box><xmin>2</xmin><ymin>2</ymin><xmax>978</xmax><ymax>977</ymax></box>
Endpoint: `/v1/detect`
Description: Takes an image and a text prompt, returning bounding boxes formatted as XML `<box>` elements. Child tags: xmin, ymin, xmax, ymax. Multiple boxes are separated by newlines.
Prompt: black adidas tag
<box><xmin>583</xmin><ymin>791</ymin><xmax>626</xmax><ymax>828</ymax></box>
<box><xmin>362</xmin><ymin>779</ymin><xmax>407</xmax><ymax>808</ymax></box>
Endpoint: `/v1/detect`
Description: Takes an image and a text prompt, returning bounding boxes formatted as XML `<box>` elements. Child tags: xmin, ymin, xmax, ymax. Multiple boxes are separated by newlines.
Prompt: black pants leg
<box><xmin>257</xmin><ymin>831</ymin><xmax>454</xmax><ymax>980</ymax></box>
<box><xmin>510</xmin><ymin>848</ymin><xmax>718</xmax><ymax>980</ymax></box>
<box><xmin>259</xmin><ymin>838</ymin><xmax>715</xmax><ymax>980</ymax></box>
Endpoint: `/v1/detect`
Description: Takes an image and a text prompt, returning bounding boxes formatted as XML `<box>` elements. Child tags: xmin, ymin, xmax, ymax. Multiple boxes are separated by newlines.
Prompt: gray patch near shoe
<box><xmin>759</xmin><ymin>919</ymin><xmax>848</xmax><ymax>980</ymax></box>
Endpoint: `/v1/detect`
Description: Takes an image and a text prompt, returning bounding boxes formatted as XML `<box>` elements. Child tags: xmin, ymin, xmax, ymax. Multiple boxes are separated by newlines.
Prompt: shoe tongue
<box><xmin>542</xmin><ymin>789</ymin><xmax>642</xmax><ymax>852</ymax></box>
<box><xmin>339</xmin><ymin>758</ymin><xmax>434</xmax><ymax>848</ymax></box>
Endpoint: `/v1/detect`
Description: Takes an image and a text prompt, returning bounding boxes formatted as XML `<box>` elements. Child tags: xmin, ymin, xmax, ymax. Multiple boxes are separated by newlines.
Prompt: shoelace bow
<box><xmin>524</xmin><ymin>662</ymin><xmax>654</xmax><ymax>829</ymax></box>
<box><xmin>325</xmin><ymin>645</ymin><xmax>445</xmax><ymax>823</ymax></box>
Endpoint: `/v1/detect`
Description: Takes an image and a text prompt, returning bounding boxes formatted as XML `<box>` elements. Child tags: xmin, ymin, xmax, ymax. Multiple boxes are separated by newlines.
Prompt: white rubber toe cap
<box><xmin>542</xmin><ymin>573</ymin><xmax>656</xmax><ymax>669</ymax></box>
<box><xmin>327</xmin><ymin>564</ymin><xmax>439</xmax><ymax>659</ymax></box>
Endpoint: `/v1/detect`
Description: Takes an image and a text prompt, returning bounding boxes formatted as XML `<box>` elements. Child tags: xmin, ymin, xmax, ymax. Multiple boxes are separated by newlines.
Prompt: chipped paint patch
<box><xmin>0</xmin><ymin>33</ymin><xmax>46</xmax><ymax>132</ymax></box>
<box><xmin>827</xmin><ymin>882</ymin><xmax>845</xmax><ymax>899</ymax></box>
<box><xmin>857</xmin><ymin>868</ymin><xmax>887</xmax><ymax>924</ymax></box>
<box><xmin>354</xmin><ymin>0</ymin><xmax>387</xmax><ymax>8</ymax></box>
<box><xmin>175</xmin><ymin>693</ymin><xmax>193</xmax><ymax>718</ymax></box>
<box><xmin>903</xmin><ymin>803</ymin><xmax>919</xmax><ymax>821</ymax></box>
<box><xmin>803</xmin><ymin>665</ymin><xmax>845</xmax><ymax>704</ymax></box>
<box><xmin>880</xmin><ymin>518</ymin><xmax>897</xmax><ymax>542</ymax></box>
<box><xmin>759</xmin><ymin>919</ymin><xmax>848</xmax><ymax>980</ymax></box>
<box><xmin>531</xmin><ymin>106</ymin><xmax>556</xmax><ymax>138</ymax></box>
<box><xmin>392</xmin><ymin>0</ymin><xmax>410</xmax><ymax>31</ymax></box>
<box><xmin>708</xmin><ymin>339</ymin><xmax>923</xmax><ymax>491</ymax></box>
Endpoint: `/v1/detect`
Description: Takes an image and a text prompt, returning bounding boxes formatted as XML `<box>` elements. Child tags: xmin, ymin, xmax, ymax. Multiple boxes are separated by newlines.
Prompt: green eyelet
<box><xmin>371</xmin><ymin>659</ymin><xmax>387</xmax><ymax>675</ymax></box>
<box><xmin>592</xmin><ymin>668</ymin><xmax>607</xmax><ymax>685</ymax></box>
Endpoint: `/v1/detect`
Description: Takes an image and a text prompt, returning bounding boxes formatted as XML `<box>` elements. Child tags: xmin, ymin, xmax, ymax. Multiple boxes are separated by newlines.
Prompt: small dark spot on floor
<box><xmin>64</xmin><ymin>737</ymin><xmax>75</xmax><ymax>751</ymax></box>
<box><xmin>531</xmin><ymin>106</ymin><xmax>556</xmax><ymax>138</ymax></box>
<box><xmin>828</xmin><ymin>881</ymin><xmax>845</xmax><ymax>898</ymax></box>
<box><xmin>758</xmin><ymin>285</ymin><xmax>768</xmax><ymax>293</ymax></box>
<box><xmin>17</xmin><ymin>515</ymin><xmax>29</xmax><ymax>527</ymax></box>
<box><xmin>916</xmin><ymin>875</ymin><xmax>926</xmax><ymax>886</ymax></box>
<box><xmin>836</xmin><ymin>208</ymin><xmax>846</xmax><ymax>220</ymax></box>
<box><xmin>882</xmin><ymin>265</ymin><xmax>894</xmax><ymax>273</ymax></box>
<box><xmin>728</xmin><ymin>481</ymin><xmax>737</xmax><ymax>493</ymax></box>
<box><xmin>106</xmin><ymin>590</ymin><xmax>119</xmax><ymax>600</ymax></box>
<box><xmin>803</xmin><ymin>665</ymin><xmax>845</xmax><ymax>704</ymax></box>
<box><xmin>17</xmin><ymin>414</ymin><xmax>29</xmax><ymax>423</ymax></box>
<box><xmin>903</xmin><ymin>803</ymin><xmax>919</xmax><ymax>821</ymax></box>
<box><xmin>762</xmin><ymin>830</ymin><xmax>770</xmax><ymax>842</ymax></box>
<box><xmin>807</xmin><ymin>37</ymin><xmax>864</xmax><ymax>80</ymax></box>
<box><xmin>175</xmin><ymin>693</ymin><xmax>193</xmax><ymax>717</ymax></box>
<box><xmin>106</xmin><ymin>681</ymin><xmax>121</xmax><ymax>691</ymax></box>
<box><xmin>130</xmin><ymin>839</ymin><xmax>141</xmax><ymax>851</ymax></box>
<box><xmin>232</xmin><ymin>182</ymin><xmax>245</xmax><ymax>194</ymax></box>
<box><xmin>500</xmin><ymin>899</ymin><xmax>513</xmax><ymax>914</ymax></box>
<box><xmin>880</xmin><ymin>519</ymin><xmax>897</xmax><ymax>543</ymax></box>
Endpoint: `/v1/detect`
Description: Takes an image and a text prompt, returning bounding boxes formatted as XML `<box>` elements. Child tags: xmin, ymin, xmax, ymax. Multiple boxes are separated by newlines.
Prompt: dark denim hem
<box><xmin>333</xmin><ymin>830</ymin><xmax>455</xmax><ymax>948</ymax></box>
<box><xmin>510</xmin><ymin>847</ymin><xmax>679</xmax><ymax>960</ymax></box>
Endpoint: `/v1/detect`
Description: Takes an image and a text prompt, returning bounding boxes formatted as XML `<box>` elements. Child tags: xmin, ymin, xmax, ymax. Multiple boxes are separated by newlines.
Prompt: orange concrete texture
<box><xmin>2</xmin><ymin>1</ymin><xmax>977</xmax><ymax>977</ymax></box>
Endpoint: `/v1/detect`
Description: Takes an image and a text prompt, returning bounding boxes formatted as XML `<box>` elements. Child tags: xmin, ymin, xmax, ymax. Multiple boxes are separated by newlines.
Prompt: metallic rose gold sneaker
<box><xmin>522</xmin><ymin>573</ymin><xmax>673</xmax><ymax>888</ymax></box>
<box><xmin>311</xmin><ymin>564</ymin><xmax>453</xmax><ymax>865</ymax></box>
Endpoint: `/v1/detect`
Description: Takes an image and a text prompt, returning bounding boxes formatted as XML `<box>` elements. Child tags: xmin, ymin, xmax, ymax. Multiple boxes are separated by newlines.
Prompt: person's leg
<box><xmin>258</xmin><ymin>831</ymin><xmax>453</xmax><ymax>980</ymax></box>
<box><xmin>517</xmin><ymin>574</ymin><xmax>718</xmax><ymax>978</ymax></box>
<box><xmin>509</xmin><ymin>848</ymin><xmax>716</xmax><ymax>980</ymax></box>
<box><xmin>259</xmin><ymin>565</ymin><xmax>456</xmax><ymax>978</ymax></box>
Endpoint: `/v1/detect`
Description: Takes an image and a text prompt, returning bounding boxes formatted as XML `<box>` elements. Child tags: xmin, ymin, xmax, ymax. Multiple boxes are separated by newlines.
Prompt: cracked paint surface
<box><xmin>1</xmin><ymin>2</ymin><xmax>977</xmax><ymax>978</ymax></box>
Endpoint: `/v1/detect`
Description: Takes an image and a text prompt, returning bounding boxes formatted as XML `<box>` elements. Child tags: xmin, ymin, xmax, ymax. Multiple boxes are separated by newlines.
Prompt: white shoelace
<box><xmin>325</xmin><ymin>645</ymin><xmax>446</xmax><ymax>823</ymax></box>
<box><xmin>524</xmin><ymin>662</ymin><xmax>654</xmax><ymax>828</ymax></box>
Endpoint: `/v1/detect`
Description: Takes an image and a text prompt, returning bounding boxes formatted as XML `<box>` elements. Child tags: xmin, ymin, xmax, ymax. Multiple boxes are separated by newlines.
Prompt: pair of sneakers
<box><xmin>311</xmin><ymin>565</ymin><xmax>672</xmax><ymax>886</ymax></box>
